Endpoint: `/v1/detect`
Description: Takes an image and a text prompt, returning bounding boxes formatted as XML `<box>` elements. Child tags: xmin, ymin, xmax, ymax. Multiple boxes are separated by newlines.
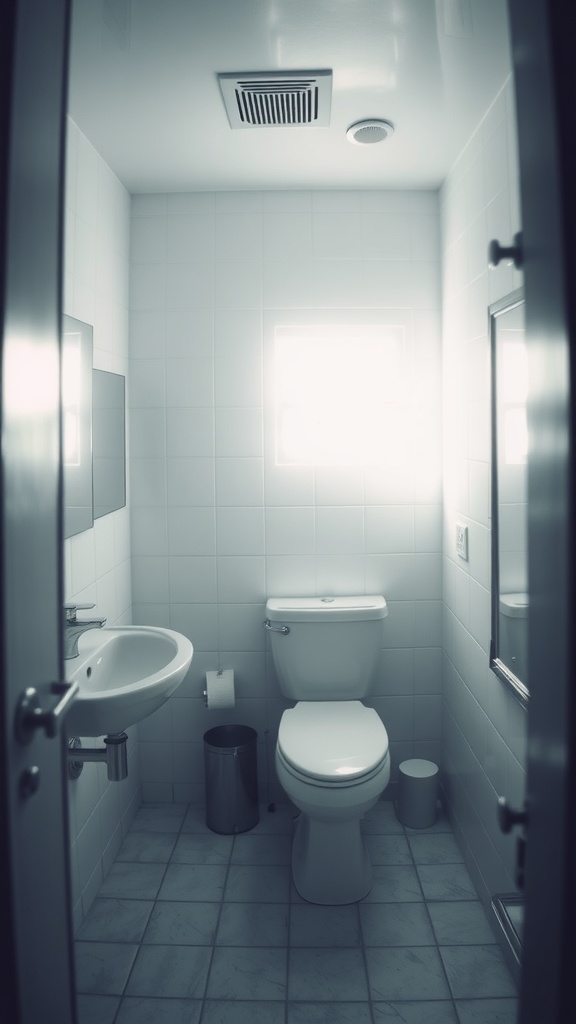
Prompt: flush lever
<box><xmin>263</xmin><ymin>619</ymin><xmax>290</xmax><ymax>636</ymax></box>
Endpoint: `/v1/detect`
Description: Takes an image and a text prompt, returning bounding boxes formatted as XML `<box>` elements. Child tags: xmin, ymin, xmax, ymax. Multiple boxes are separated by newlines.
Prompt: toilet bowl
<box><xmin>276</xmin><ymin>700</ymin><xmax>390</xmax><ymax>903</ymax></box>
<box><xmin>265</xmin><ymin>595</ymin><xmax>390</xmax><ymax>904</ymax></box>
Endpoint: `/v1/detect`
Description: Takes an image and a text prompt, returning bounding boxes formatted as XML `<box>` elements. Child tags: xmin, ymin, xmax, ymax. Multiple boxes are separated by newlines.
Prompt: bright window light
<box><xmin>501</xmin><ymin>336</ymin><xmax>528</xmax><ymax>465</ymax></box>
<box><xmin>274</xmin><ymin>325</ymin><xmax>405</xmax><ymax>465</ymax></box>
<box><xmin>62</xmin><ymin>332</ymin><xmax>82</xmax><ymax>466</ymax></box>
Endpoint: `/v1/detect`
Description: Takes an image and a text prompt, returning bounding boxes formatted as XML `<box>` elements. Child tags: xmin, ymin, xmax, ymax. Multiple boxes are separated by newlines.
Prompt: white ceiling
<box><xmin>68</xmin><ymin>0</ymin><xmax>512</xmax><ymax>194</ymax></box>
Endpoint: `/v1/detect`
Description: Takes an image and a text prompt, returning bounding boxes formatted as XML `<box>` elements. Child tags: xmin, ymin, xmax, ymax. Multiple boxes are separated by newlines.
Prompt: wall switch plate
<box><xmin>456</xmin><ymin>522</ymin><xmax>469</xmax><ymax>560</ymax></box>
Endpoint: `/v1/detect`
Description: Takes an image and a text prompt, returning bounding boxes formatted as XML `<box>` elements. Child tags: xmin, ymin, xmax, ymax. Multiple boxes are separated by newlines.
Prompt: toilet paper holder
<box><xmin>204</xmin><ymin>668</ymin><xmax>235</xmax><ymax>707</ymax></box>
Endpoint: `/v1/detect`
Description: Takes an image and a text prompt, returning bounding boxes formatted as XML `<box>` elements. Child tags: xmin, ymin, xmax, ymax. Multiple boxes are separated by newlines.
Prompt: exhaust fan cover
<box><xmin>218</xmin><ymin>70</ymin><xmax>332</xmax><ymax>128</ymax></box>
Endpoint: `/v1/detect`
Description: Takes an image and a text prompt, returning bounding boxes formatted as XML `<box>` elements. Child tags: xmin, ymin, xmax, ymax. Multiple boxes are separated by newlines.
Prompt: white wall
<box><xmin>63</xmin><ymin>119</ymin><xmax>137</xmax><ymax>928</ymax></box>
<box><xmin>129</xmin><ymin>189</ymin><xmax>443</xmax><ymax>804</ymax></box>
<box><xmin>441</xmin><ymin>78</ymin><xmax>528</xmax><ymax>908</ymax></box>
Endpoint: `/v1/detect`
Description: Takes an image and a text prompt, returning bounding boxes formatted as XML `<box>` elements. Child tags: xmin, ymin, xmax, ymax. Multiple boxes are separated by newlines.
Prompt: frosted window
<box><xmin>274</xmin><ymin>325</ymin><xmax>405</xmax><ymax>466</ymax></box>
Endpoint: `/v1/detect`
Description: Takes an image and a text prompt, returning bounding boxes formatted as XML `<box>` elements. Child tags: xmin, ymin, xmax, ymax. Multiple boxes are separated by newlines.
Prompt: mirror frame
<box><xmin>489</xmin><ymin>286</ymin><xmax>529</xmax><ymax>706</ymax></box>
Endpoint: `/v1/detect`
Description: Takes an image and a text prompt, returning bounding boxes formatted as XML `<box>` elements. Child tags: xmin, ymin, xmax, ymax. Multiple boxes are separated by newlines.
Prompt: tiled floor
<box><xmin>75</xmin><ymin>801</ymin><xmax>518</xmax><ymax>1024</ymax></box>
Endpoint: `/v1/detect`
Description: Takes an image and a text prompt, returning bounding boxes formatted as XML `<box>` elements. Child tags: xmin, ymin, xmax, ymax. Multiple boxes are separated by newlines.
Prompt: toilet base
<box><xmin>291</xmin><ymin>812</ymin><xmax>372</xmax><ymax>904</ymax></box>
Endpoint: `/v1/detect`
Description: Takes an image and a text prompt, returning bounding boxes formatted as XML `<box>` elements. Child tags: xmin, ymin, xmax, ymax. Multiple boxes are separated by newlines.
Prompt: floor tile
<box><xmin>250</xmin><ymin>804</ymin><xmax>297</xmax><ymax>834</ymax></box>
<box><xmin>439</xmin><ymin>945</ymin><xmax>517</xmax><ymax>999</ymax></box>
<box><xmin>115</xmin><ymin>831</ymin><xmax>177</xmax><ymax>863</ymax></box>
<box><xmin>290</xmin><ymin>904</ymin><xmax>362</xmax><ymax>947</ymax></box>
<box><xmin>428</xmin><ymin>901</ymin><xmax>496</xmax><ymax>945</ymax></box>
<box><xmin>288</xmin><ymin>1001</ymin><xmax>373</xmax><ymax>1022</ymax></box>
<box><xmin>416</xmin><ymin>864</ymin><xmax>477</xmax><ymax>901</ymax></box>
<box><xmin>76</xmin><ymin>898</ymin><xmax>154</xmax><ymax>943</ymax></box>
<box><xmin>74</xmin><ymin>941</ymin><xmax>138</xmax><ymax>995</ymax></box>
<box><xmin>115</xmin><ymin>996</ymin><xmax>202</xmax><ymax>1023</ymax></box>
<box><xmin>73</xmin><ymin>801</ymin><xmax>513</xmax><ymax>1022</ymax></box>
<box><xmin>366</xmin><ymin>946</ymin><xmax>452</xmax><ymax>1001</ymax></box>
<box><xmin>131</xmin><ymin>804</ymin><xmax>188</xmax><ymax>832</ymax></box>
<box><xmin>181</xmin><ymin>803</ymin><xmax>213</xmax><ymax>834</ymax></box>
<box><xmin>206</xmin><ymin>947</ymin><xmax>287</xmax><ymax>1000</ymax></box>
<box><xmin>403</xmin><ymin>806</ymin><xmax>452</xmax><ymax>833</ymax></box>
<box><xmin>97</xmin><ymin>862</ymin><xmax>166</xmax><ymax>900</ymax></box>
<box><xmin>124</xmin><ymin>945</ymin><xmax>211</xmax><ymax>998</ymax></box>
<box><xmin>216</xmin><ymin>901</ymin><xmax>289</xmax><ymax>946</ymax></box>
<box><xmin>202</xmin><ymin>999</ymin><xmax>286</xmax><ymax>1023</ymax></box>
<box><xmin>408</xmin><ymin>833</ymin><xmax>464</xmax><ymax>865</ymax></box>
<box><xmin>364</xmin><ymin>834</ymin><xmax>413</xmax><ymax>865</ymax></box>
<box><xmin>360</xmin><ymin>902</ymin><xmax>436</xmax><ymax>947</ymax></box>
<box><xmin>373</xmin><ymin>1000</ymin><xmax>459</xmax><ymax>1023</ymax></box>
<box><xmin>289</xmin><ymin>948</ymin><xmax>368</xmax><ymax>1001</ymax></box>
<box><xmin>224</xmin><ymin>864</ymin><xmax>290</xmax><ymax>902</ymax></box>
<box><xmin>361</xmin><ymin>864</ymin><xmax>423</xmax><ymax>903</ymax></box>
<box><xmin>231</xmin><ymin>834</ymin><xmax>291</xmax><ymax>865</ymax></box>
<box><xmin>455</xmin><ymin>997</ymin><xmax>519</xmax><ymax>1023</ymax></box>
<box><xmin>361</xmin><ymin>801</ymin><xmax>405</xmax><ymax>834</ymax></box>
<box><xmin>76</xmin><ymin>993</ymin><xmax>120</xmax><ymax>1024</ymax></box>
<box><xmin>142</xmin><ymin>901</ymin><xmax>220</xmax><ymax>945</ymax></box>
<box><xmin>157</xmin><ymin>863</ymin><xmax>227</xmax><ymax>901</ymax></box>
<box><xmin>170</xmin><ymin>833</ymin><xmax>233</xmax><ymax>865</ymax></box>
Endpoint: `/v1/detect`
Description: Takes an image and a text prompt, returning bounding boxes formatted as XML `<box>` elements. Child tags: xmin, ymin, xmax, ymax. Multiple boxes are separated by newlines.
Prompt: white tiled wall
<box><xmin>441</xmin><ymin>78</ymin><xmax>528</xmax><ymax>908</ymax></box>
<box><xmin>63</xmin><ymin>119</ymin><xmax>137</xmax><ymax>927</ymax></box>
<box><xmin>129</xmin><ymin>189</ymin><xmax>443</xmax><ymax>803</ymax></box>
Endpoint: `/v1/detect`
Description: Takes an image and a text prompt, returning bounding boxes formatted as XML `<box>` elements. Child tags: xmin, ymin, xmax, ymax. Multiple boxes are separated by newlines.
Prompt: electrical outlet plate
<box><xmin>456</xmin><ymin>522</ymin><xmax>469</xmax><ymax>560</ymax></box>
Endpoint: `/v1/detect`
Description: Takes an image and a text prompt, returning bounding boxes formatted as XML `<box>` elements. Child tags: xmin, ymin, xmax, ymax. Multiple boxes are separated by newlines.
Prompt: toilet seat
<box><xmin>277</xmin><ymin>701</ymin><xmax>389</xmax><ymax>785</ymax></box>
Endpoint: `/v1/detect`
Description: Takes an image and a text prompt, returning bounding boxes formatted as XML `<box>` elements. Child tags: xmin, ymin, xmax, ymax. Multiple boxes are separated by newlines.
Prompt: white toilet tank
<box><xmin>265</xmin><ymin>595</ymin><xmax>387</xmax><ymax>700</ymax></box>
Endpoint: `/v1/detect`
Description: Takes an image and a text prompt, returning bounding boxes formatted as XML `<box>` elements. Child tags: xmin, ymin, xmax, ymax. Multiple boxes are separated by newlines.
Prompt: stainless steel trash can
<box><xmin>203</xmin><ymin>725</ymin><xmax>259</xmax><ymax>834</ymax></box>
<box><xmin>397</xmin><ymin>758</ymin><xmax>439</xmax><ymax>828</ymax></box>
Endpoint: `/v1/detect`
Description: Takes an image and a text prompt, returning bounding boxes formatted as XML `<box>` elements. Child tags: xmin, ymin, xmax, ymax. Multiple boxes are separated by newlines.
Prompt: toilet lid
<box><xmin>277</xmin><ymin>701</ymin><xmax>388</xmax><ymax>782</ymax></box>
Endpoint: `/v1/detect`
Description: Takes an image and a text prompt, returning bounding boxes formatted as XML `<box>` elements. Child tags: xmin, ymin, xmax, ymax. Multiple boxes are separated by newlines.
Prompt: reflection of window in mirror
<box><xmin>62</xmin><ymin>332</ymin><xmax>82</xmax><ymax>466</ymax></box>
<box><xmin>62</xmin><ymin>315</ymin><xmax>93</xmax><ymax>539</ymax></box>
<box><xmin>501</xmin><ymin>332</ymin><xmax>528</xmax><ymax>465</ymax></box>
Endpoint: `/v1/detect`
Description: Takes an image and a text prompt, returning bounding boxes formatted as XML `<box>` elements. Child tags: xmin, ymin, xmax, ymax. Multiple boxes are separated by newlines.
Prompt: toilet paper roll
<box><xmin>205</xmin><ymin>670</ymin><xmax>235</xmax><ymax>709</ymax></box>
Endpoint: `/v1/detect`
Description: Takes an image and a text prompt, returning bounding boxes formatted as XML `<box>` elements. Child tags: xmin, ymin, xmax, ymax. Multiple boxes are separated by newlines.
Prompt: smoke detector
<box><xmin>218</xmin><ymin>70</ymin><xmax>332</xmax><ymax>128</ymax></box>
<box><xmin>346</xmin><ymin>119</ymin><xmax>395</xmax><ymax>145</ymax></box>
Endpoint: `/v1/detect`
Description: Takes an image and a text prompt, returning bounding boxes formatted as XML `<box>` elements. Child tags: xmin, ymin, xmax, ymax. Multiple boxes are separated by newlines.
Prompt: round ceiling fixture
<box><xmin>346</xmin><ymin>119</ymin><xmax>395</xmax><ymax>145</ymax></box>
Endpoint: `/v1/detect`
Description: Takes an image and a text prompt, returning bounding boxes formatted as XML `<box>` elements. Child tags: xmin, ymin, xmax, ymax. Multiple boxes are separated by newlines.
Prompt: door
<box><xmin>508</xmin><ymin>2</ymin><xmax>576</xmax><ymax>1021</ymax></box>
<box><xmin>0</xmin><ymin>1</ymin><xmax>75</xmax><ymax>1022</ymax></box>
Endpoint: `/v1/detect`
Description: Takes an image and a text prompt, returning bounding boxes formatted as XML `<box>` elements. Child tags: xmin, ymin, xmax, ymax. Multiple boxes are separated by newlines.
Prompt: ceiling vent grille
<box><xmin>218</xmin><ymin>70</ymin><xmax>332</xmax><ymax>128</ymax></box>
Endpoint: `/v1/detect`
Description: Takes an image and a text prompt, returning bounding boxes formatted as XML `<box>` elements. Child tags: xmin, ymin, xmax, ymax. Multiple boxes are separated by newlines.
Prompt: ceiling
<box><xmin>68</xmin><ymin>0</ymin><xmax>512</xmax><ymax>194</ymax></box>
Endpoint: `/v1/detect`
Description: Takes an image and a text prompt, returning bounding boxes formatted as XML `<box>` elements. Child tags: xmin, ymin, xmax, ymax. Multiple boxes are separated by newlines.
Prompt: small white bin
<box><xmin>397</xmin><ymin>759</ymin><xmax>438</xmax><ymax>828</ymax></box>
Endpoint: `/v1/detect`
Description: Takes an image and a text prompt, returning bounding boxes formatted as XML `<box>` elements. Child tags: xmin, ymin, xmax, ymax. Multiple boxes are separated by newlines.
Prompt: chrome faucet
<box><xmin>64</xmin><ymin>603</ymin><xmax>106</xmax><ymax>660</ymax></box>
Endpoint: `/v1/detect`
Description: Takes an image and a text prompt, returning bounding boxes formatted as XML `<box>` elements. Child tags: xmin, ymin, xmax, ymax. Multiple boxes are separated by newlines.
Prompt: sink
<box><xmin>65</xmin><ymin>626</ymin><xmax>193</xmax><ymax>736</ymax></box>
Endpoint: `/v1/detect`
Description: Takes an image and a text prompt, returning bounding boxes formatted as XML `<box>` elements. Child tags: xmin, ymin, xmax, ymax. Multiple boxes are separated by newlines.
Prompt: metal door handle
<box><xmin>15</xmin><ymin>681</ymin><xmax>79</xmax><ymax>745</ymax></box>
<box><xmin>497</xmin><ymin>795</ymin><xmax>528</xmax><ymax>833</ymax></box>
<box><xmin>488</xmin><ymin>231</ymin><xmax>523</xmax><ymax>269</ymax></box>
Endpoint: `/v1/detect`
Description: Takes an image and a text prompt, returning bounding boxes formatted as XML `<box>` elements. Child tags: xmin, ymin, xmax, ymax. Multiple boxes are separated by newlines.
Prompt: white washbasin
<box><xmin>65</xmin><ymin>626</ymin><xmax>193</xmax><ymax>736</ymax></box>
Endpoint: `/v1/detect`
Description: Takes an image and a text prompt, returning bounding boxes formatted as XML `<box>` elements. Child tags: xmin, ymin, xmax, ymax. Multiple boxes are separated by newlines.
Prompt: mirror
<box><xmin>489</xmin><ymin>288</ymin><xmax>528</xmax><ymax>704</ymax></box>
<box><xmin>92</xmin><ymin>369</ymin><xmax>126</xmax><ymax>520</ymax></box>
<box><xmin>63</xmin><ymin>315</ymin><xmax>126</xmax><ymax>539</ymax></box>
<box><xmin>63</xmin><ymin>315</ymin><xmax>93</xmax><ymax>538</ymax></box>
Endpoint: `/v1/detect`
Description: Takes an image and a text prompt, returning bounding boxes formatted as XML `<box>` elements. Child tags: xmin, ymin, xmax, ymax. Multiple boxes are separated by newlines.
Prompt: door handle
<box><xmin>497</xmin><ymin>795</ymin><xmax>528</xmax><ymax>833</ymax></box>
<box><xmin>14</xmin><ymin>681</ymin><xmax>79</xmax><ymax>745</ymax></box>
<box><xmin>488</xmin><ymin>231</ymin><xmax>523</xmax><ymax>269</ymax></box>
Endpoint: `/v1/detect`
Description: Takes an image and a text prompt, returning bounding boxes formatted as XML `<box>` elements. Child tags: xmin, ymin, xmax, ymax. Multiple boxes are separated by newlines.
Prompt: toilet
<box><xmin>265</xmin><ymin>595</ymin><xmax>390</xmax><ymax>904</ymax></box>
